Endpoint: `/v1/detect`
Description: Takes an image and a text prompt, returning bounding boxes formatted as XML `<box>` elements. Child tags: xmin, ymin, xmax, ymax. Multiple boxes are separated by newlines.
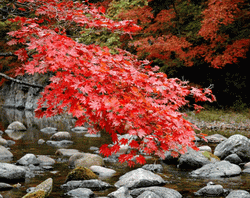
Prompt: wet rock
<box><xmin>37</xmin><ymin>155</ymin><xmax>56</xmax><ymax>166</ymax></box>
<box><xmin>55</xmin><ymin>148</ymin><xmax>80</xmax><ymax>157</ymax></box>
<box><xmin>22</xmin><ymin>178</ymin><xmax>53</xmax><ymax>198</ymax></box>
<box><xmin>190</xmin><ymin>161</ymin><xmax>242</xmax><ymax>178</ymax></box>
<box><xmin>40</xmin><ymin>127</ymin><xmax>57</xmax><ymax>134</ymax></box>
<box><xmin>0</xmin><ymin>146</ymin><xmax>13</xmax><ymax>161</ymax></box>
<box><xmin>130</xmin><ymin>186</ymin><xmax>182</xmax><ymax>198</ymax></box>
<box><xmin>89</xmin><ymin>165</ymin><xmax>116</xmax><ymax>177</ymax></box>
<box><xmin>224</xmin><ymin>154</ymin><xmax>242</xmax><ymax>164</ymax></box>
<box><xmin>7</xmin><ymin>121</ymin><xmax>26</xmax><ymax>131</ymax></box>
<box><xmin>0</xmin><ymin>182</ymin><xmax>13</xmax><ymax>190</ymax></box>
<box><xmin>226</xmin><ymin>190</ymin><xmax>250</xmax><ymax>198</ymax></box>
<box><xmin>46</xmin><ymin>140</ymin><xmax>73</xmax><ymax>147</ymax></box>
<box><xmin>142</xmin><ymin>164</ymin><xmax>163</xmax><ymax>173</ymax></box>
<box><xmin>108</xmin><ymin>187</ymin><xmax>132</xmax><ymax>198</ymax></box>
<box><xmin>0</xmin><ymin>137</ymin><xmax>8</xmax><ymax>146</ymax></box>
<box><xmin>214</xmin><ymin>134</ymin><xmax>250</xmax><ymax>161</ymax></box>
<box><xmin>61</xmin><ymin>179</ymin><xmax>112</xmax><ymax>191</ymax></box>
<box><xmin>4</xmin><ymin>130</ymin><xmax>26</xmax><ymax>140</ymax></box>
<box><xmin>69</xmin><ymin>153</ymin><xmax>104</xmax><ymax>168</ymax></box>
<box><xmin>50</xmin><ymin>131</ymin><xmax>71</xmax><ymax>141</ymax></box>
<box><xmin>198</xmin><ymin>145</ymin><xmax>212</xmax><ymax>153</ymax></box>
<box><xmin>66</xmin><ymin>166</ymin><xmax>98</xmax><ymax>182</ymax></box>
<box><xmin>65</xmin><ymin>188</ymin><xmax>95</xmax><ymax>198</ymax></box>
<box><xmin>242</xmin><ymin>168</ymin><xmax>250</xmax><ymax>174</ymax></box>
<box><xmin>137</xmin><ymin>190</ymin><xmax>161</xmax><ymax>198</ymax></box>
<box><xmin>71</xmin><ymin>127</ymin><xmax>88</xmax><ymax>133</ymax></box>
<box><xmin>85</xmin><ymin>132</ymin><xmax>101</xmax><ymax>137</ymax></box>
<box><xmin>205</xmin><ymin>134</ymin><xmax>227</xmax><ymax>143</ymax></box>
<box><xmin>0</xmin><ymin>130</ymin><xmax>3</xmax><ymax>135</ymax></box>
<box><xmin>38</xmin><ymin>139</ymin><xmax>45</xmax><ymax>144</ymax></box>
<box><xmin>6</xmin><ymin>140</ymin><xmax>15</xmax><ymax>146</ymax></box>
<box><xmin>0</xmin><ymin>163</ymin><xmax>26</xmax><ymax>181</ymax></box>
<box><xmin>16</xmin><ymin>153</ymin><xmax>40</xmax><ymax>166</ymax></box>
<box><xmin>178</xmin><ymin>148</ymin><xmax>211</xmax><ymax>169</ymax></box>
<box><xmin>114</xmin><ymin>168</ymin><xmax>166</xmax><ymax>189</ymax></box>
<box><xmin>194</xmin><ymin>182</ymin><xmax>226</xmax><ymax>196</ymax></box>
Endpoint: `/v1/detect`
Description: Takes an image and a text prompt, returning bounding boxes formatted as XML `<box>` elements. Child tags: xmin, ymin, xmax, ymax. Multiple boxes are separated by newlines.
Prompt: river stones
<box><xmin>194</xmin><ymin>182</ymin><xmax>226</xmax><ymax>196</ymax></box>
<box><xmin>55</xmin><ymin>148</ymin><xmax>80</xmax><ymax>157</ymax></box>
<box><xmin>226</xmin><ymin>190</ymin><xmax>250</xmax><ymax>198</ymax></box>
<box><xmin>205</xmin><ymin>134</ymin><xmax>227</xmax><ymax>143</ymax></box>
<box><xmin>178</xmin><ymin>147</ymin><xmax>212</xmax><ymax>169</ymax></box>
<box><xmin>16</xmin><ymin>153</ymin><xmax>40</xmax><ymax>166</ymax></box>
<box><xmin>61</xmin><ymin>179</ymin><xmax>112</xmax><ymax>191</ymax></box>
<box><xmin>66</xmin><ymin>166</ymin><xmax>98</xmax><ymax>182</ymax></box>
<box><xmin>108</xmin><ymin>186</ymin><xmax>132</xmax><ymax>198</ymax></box>
<box><xmin>65</xmin><ymin>188</ymin><xmax>94</xmax><ymax>198</ymax></box>
<box><xmin>6</xmin><ymin>121</ymin><xmax>26</xmax><ymax>131</ymax></box>
<box><xmin>114</xmin><ymin>168</ymin><xmax>166</xmax><ymax>189</ymax></box>
<box><xmin>37</xmin><ymin>155</ymin><xmax>56</xmax><ymax>166</ymax></box>
<box><xmin>0</xmin><ymin>137</ymin><xmax>8</xmax><ymax>146</ymax></box>
<box><xmin>142</xmin><ymin>164</ymin><xmax>163</xmax><ymax>173</ymax></box>
<box><xmin>50</xmin><ymin>131</ymin><xmax>71</xmax><ymax>141</ymax></box>
<box><xmin>190</xmin><ymin>161</ymin><xmax>241</xmax><ymax>178</ymax></box>
<box><xmin>69</xmin><ymin>153</ymin><xmax>104</xmax><ymax>168</ymax></box>
<box><xmin>40</xmin><ymin>127</ymin><xmax>57</xmax><ymax>134</ymax></box>
<box><xmin>89</xmin><ymin>165</ymin><xmax>116</xmax><ymax>177</ymax></box>
<box><xmin>214</xmin><ymin>134</ymin><xmax>250</xmax><ymax>161</ymax></box>
<box><xmin>0</xmin><ymin>145</ymin><xmax>13</xmax><ymax>161</ymax></box>
<box><xmin>0</xmin><ymin>163</ymin><xmax>26</xmax><ymax>181</ymax></box>
<box><xmin>22</xmin><ymin>178</ymin><xmax>53</xmax><ymax>198</ymax></box>
<box><xmin>130</xmin><ymin>186</ymin><xmax>182</xmax><ymax>198</ymax></box>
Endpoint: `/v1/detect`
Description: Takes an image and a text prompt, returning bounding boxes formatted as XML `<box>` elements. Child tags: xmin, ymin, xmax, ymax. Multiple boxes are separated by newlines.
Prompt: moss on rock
<box><xmin>202</xmin><ymin>151</ymin><xmax>220</xmax><ymax>161</ymax></box>
<box><xmin>66</xmin><ymin>166</ymin><xmax>98</xmax><ymax>182</ymax></box>
<box><xmin>22</xmin><ymin>190</ymin><xmax>46</xmax><ymax>198</ymax></box>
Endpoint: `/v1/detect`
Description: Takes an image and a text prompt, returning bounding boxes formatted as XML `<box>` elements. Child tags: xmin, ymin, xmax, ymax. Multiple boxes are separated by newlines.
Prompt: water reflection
<box><xmin>4</xmin><ymin>130</ymin><xmax>26</xmax><ymax>140</ymax></box>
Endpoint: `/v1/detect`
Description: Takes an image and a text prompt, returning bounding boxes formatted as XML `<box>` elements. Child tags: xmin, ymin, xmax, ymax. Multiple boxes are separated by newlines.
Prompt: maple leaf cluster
<box><xmin>7</xmin><ymin>0</ymin><xmax>215</xmax><ymax>166</ymax></box>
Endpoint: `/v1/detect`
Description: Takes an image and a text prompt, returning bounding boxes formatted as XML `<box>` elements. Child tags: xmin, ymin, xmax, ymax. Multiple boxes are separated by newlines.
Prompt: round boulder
<box><xmin>50</xmin><ymin>132</ymin><xmax>71</xmax><ymax>141</ymax></box>
<box><xmin>6</xmin><ymin>121</ymin><xmax>26</xmax><ymax>131</ymax></box>
<box><xmin>214</xmin><ymin>134</ymin><xmax>250</xmax><ymax>161</ymax></box>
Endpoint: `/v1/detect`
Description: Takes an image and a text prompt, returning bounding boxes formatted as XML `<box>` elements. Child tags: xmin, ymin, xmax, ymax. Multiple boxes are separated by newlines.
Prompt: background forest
<box><xmin>1</xmin><ymin>0</ymin><xmax>250</xmax><ymax>110</ymax></box>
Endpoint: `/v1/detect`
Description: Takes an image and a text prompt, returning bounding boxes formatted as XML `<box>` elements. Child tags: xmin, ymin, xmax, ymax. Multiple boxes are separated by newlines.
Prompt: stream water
<box><xmin>0</xmin><ymin>107</ymin><xmax>250</xmax><ymax>198</ymax></box>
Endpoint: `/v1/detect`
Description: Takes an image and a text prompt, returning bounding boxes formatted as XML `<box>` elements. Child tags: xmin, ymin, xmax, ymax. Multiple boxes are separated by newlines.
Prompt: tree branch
<box><xmin>0</xmin><ymin>72</ymin><xmax>43</xmax><ymax>89</ymax></box>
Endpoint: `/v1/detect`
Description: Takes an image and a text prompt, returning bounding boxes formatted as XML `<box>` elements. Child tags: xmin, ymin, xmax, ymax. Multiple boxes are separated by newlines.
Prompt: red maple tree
<box><xmin>7</xmin><ymin>0</ymin><xmax>215</xmax><ymax>166</ymax></box>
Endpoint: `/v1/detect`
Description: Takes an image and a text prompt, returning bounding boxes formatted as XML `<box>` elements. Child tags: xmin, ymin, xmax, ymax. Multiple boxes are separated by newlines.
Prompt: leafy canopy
<box><xmin>7</xmin><ymin>0</ymin><xmax>215</xmax><ymax>166</ymax></box>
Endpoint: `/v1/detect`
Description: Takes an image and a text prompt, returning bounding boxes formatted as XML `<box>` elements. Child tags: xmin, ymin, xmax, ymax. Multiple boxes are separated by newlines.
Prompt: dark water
<box><xmin>0</xmin><ymin>107</ymin><xmax>250</xmax><ymax>197</ymax></box>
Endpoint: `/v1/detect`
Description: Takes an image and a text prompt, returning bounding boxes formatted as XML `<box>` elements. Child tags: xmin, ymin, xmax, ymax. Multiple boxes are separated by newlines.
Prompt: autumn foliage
<box><xmin>7</xmin><ymin>0</ymin><xmax>216</xmax><ymax>166</ymax></box>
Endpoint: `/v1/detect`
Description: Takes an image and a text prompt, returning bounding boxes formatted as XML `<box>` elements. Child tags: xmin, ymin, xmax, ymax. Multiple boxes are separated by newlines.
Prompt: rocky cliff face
<box><xmin>0</xmin><ymin>74</ymin><xmax>47</xmax><ymax>110</ymax></box>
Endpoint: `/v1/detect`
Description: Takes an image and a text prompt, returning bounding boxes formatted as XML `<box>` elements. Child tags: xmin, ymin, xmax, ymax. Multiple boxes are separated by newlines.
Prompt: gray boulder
<box><xmin>89</xmin><ymin>166</ymin><xmax>116</xmax><ymax>177</ymax></box>
<box><xmin>198</xmin><ymin>145</ymin><xmax>212</xmax><ymax>153</ymax></box>
<box><xmin>214</xmin><ymin>134</ymin><xmax>250</xmax><ymax>161</ymax></box>
<box><xmin>6</xmin><ymin>121</ymin><xmax>26</xmax><ymax>131</ymax></box>
<box><xmin>226</xmin><ymin>190</ymin><xmax>250</xmax><ymax>198</ymax></box>
<box><xmin>224</xmin><ymin>154</ymin><xmax>242</xmax><ymax>164</ymax></box>
<box><xmin>61</xmin><ymin>179</ymin><xmax>112</xmax><ymax>191</ymax></box>
<box><xmin>40</xmin><ymin>127</ymin><xmax>57</xmax><ymax>134</ymax></box>
<box><xmin>194</xmin><ymin>182</ymin><xmax>226</xmax><ymax>196</ymax></box>
<box><xmin>142</xmin><ymin>164</ymin><xmax>163</xmax><ymax>173</ymax></box>
<box><xmin>137</xmin><ymin>191</ymin><xmax>161</xmax><ymax>198</ymax></box>
<box><xmin>130</xmin><ymin>186</ymin><xmax>182</xmax><ymax>198</ymax></box>
<box><xmin>69</xmin><ymin>153</ymin><xmax>104</xmax><ymax>168</ymax></box>
<box><xmin>0</xmin><ymin>163</ymin><xmax>26</xmax><ymax>181</ymax></box>
<box><xmin>0</xmin><ymin>137</ymin><xmax>8</xmax><ymax>146</ymax></box>
<box><xmin>205</xmin><ymin>134</ymin><xmax>227</xmax><ymax>143</ymax></box>
<box><xmin>114</xmin><ymin>168</ymin><xmax>166</xmax><ymax>189</ymax></box>
<box><xmin>178</xmin><ymin>148</ymin><xmax>212</xmax><ymax>169</ymax></box>
<box><xmin>46</xmin><ymin>140</ymin><xmax>73</xmax><ymax>147</ymax></box>
<box><xmin>65</xmin><ymin>188</ymin><xmax>95</xmax><ymax>198</ymax></box>
<box><xmin>0</xmin><ymin>182</ymin><xmax>13</xmax><ymax>190</ymax></box>
<box><xmin>50</xmin><ymin>131</ymin><xmax>71</xmax><ymax>141</ymax></box>
<box><xmin>0</xmin><ymin>145</ymin><xmax>13</xmax><ymax>161</ymax></box>
<box><xmin>190</xmin><ymin>161</ymin><xmax>241</xmax><ymax>178</ymax></box>
<box><xmin>16</xmin><ymin>153</ymin><xmax>40</xmax><ymax>166</ymax></box>
<box><xmin>71</xmin><ymin>127</ymin><xmax>88</xmax><ymax>133</ymax></box>
<box><xmin>37</xmin><ymin>155</ymin><xmax>56</xmax><ymax>166</ymax></box>
<box><xmin>55</xmin><ymin>148</ymin><xmax>80</xmax><ymax>157</ymax></box>
<box><xmin>108</xmin><ymin>187</ymin><xmax>132</xmax><ymax>198</ymax></box>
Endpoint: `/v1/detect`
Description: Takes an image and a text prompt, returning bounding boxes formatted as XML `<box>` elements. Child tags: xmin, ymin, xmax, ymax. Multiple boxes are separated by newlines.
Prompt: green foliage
<box><xmin>201</xmin><ymin>151</ymin><xmax>220</xmax><ymax>161</ymax></box>
<box><xmin>107</xmin><ymin>0</ymin><xmax>148</xmax><ymax>18</ymax></box>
